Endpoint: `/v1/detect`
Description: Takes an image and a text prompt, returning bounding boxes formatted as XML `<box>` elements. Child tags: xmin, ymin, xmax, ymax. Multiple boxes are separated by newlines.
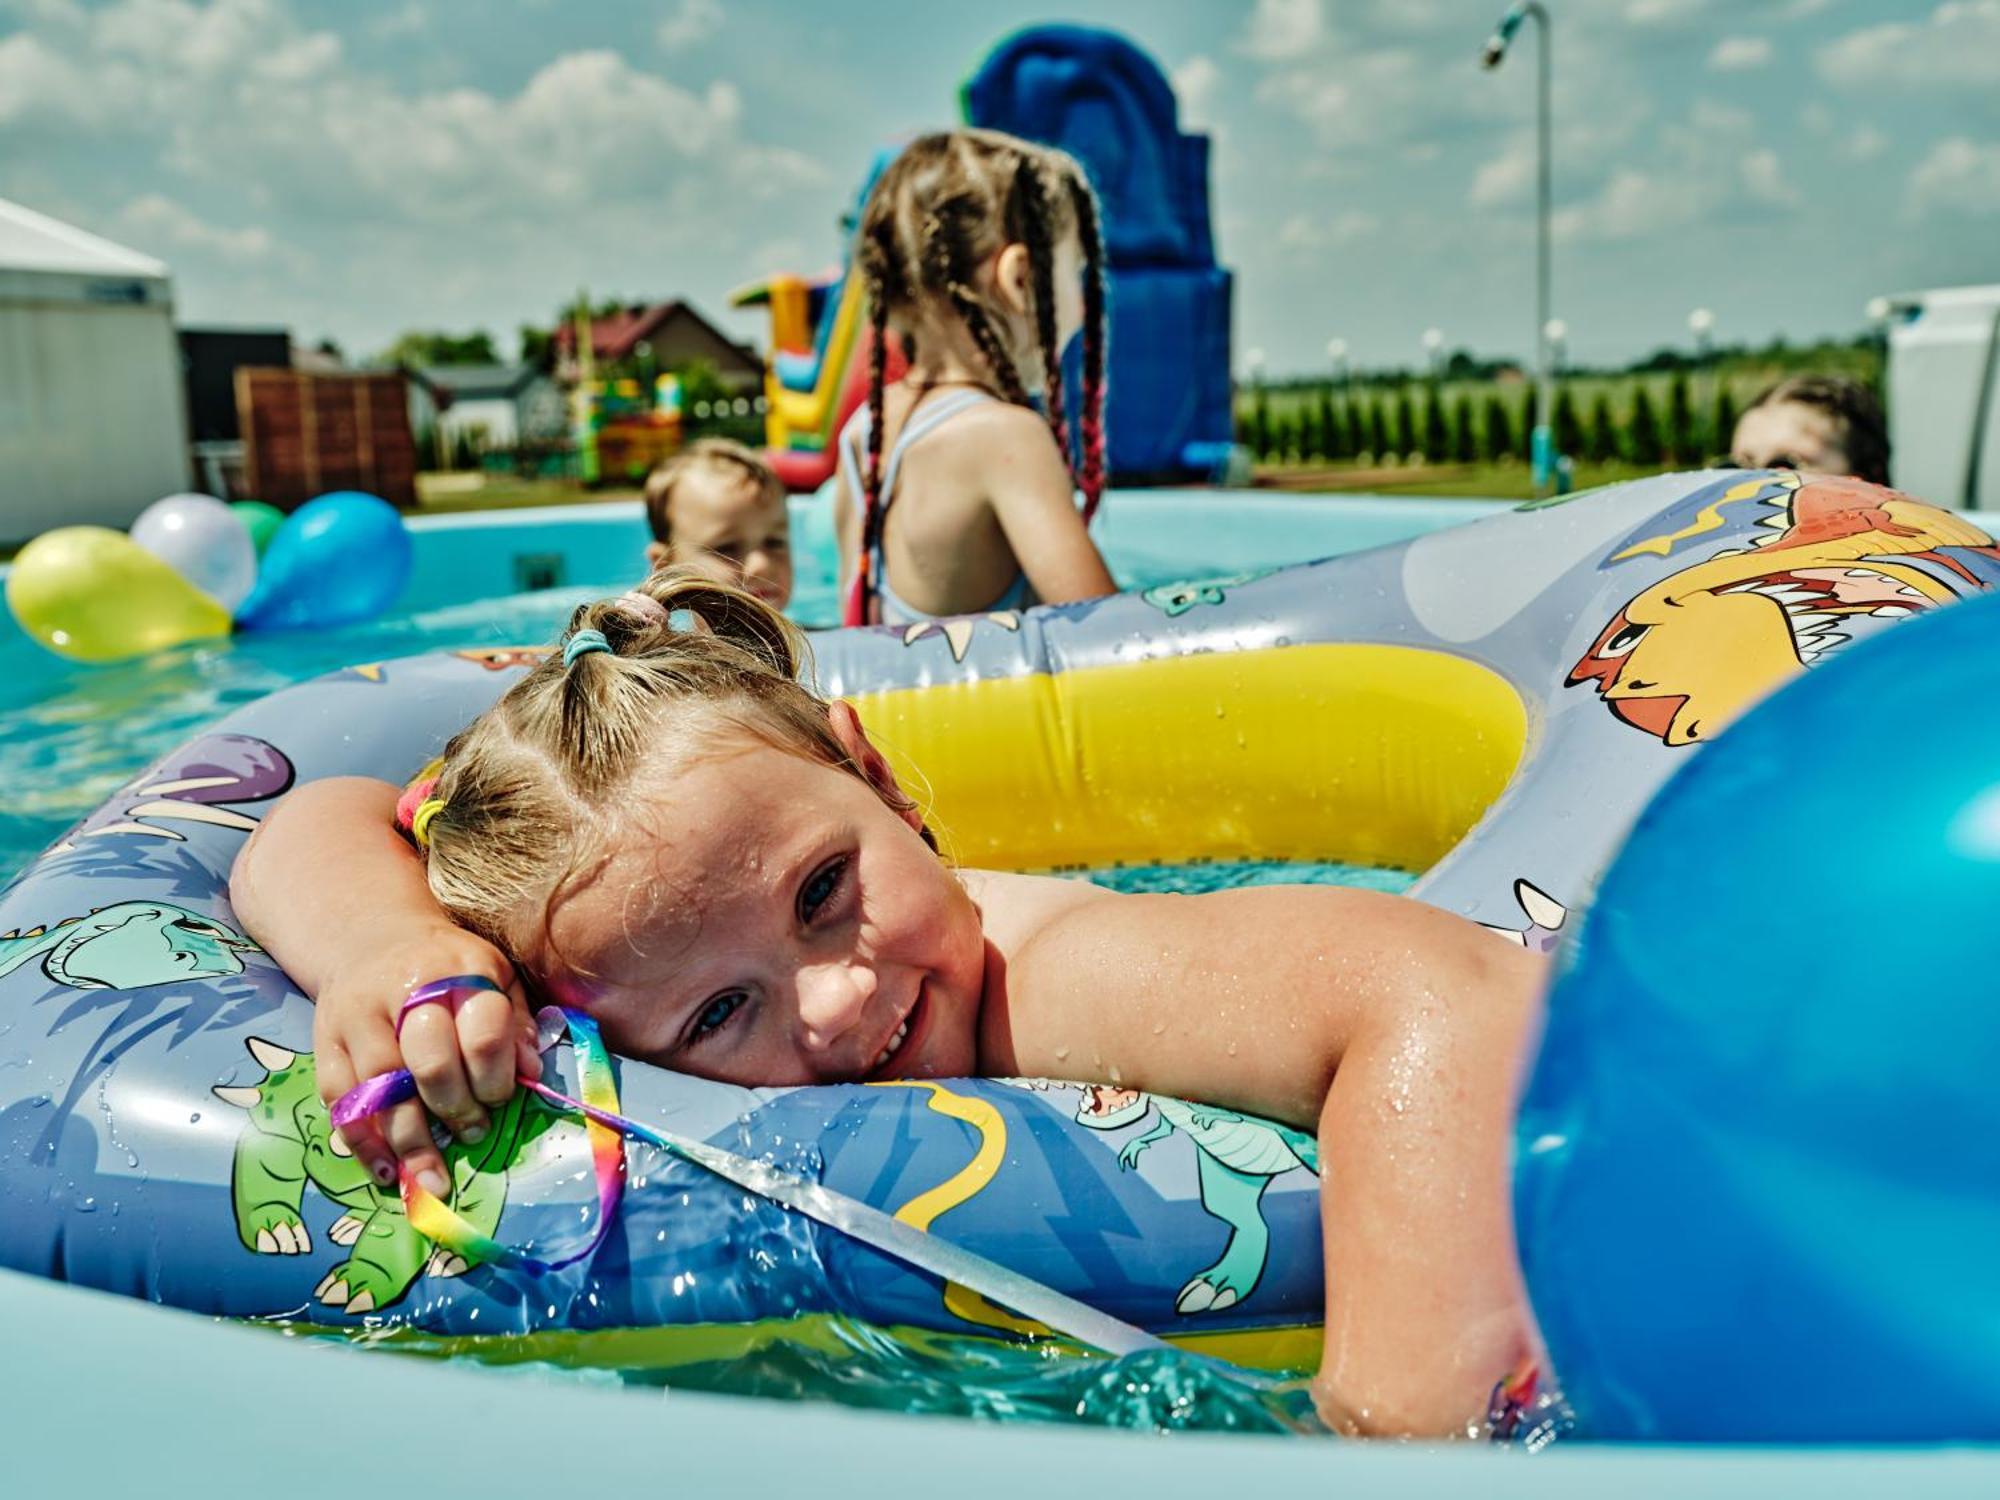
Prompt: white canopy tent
<box><xmin>0</xmin><ymin>198</ymin><xmax>189</xmax><ymax>544</ymax></box>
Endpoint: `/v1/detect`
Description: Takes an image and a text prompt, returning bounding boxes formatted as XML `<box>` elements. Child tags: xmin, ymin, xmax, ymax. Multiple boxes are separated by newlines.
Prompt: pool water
<box><xmin>0</xmin><ymin>489</ymin><xmax>1499</xmax><ymax>878</ymax></box>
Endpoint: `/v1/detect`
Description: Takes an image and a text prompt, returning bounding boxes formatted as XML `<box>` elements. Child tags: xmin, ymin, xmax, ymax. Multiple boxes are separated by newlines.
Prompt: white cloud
<box><xmin>1845</xmin><ymin>125</ymin><xmax>1888</xmax><ymax>162</ymax></box>
<box><xmin>0</xmin><ymin>33</ymin><xmax>94</xmax><ymax>125</ymax></box>
<box><xmin>1553</xmin><ymin>168</ymin><xmax>1707</xmax><ymax>242</ymax></box>
<box><xmin>1470</xmin><ymin>143</ymin><xmax>1532</xmax><ymax>208</ymax></box>
<box><xmin>1708</xmin><ymin>36</ymin><xmax>1772</xmax><ymax>71</ymax></box>
<box><xmin>1818</xmin><ymin>1</ymin><xmax>2000</xmax><ymax>88</ymax></box>
<box><xmin>255</xmin><ymin>30</ymin><xmax>341</xmax><ymax>82</ymax></box>
<box><xmin>1740</xmin><ymin>148</ymin><xmax>1802</xmax><ymax>207</ymax></box>
<box><xmin>119</xmin><ymin>192</ymin><xmax>282</xmax><ymax>264</ymax></box>
<box><xmin>1625</xmin><ymin>0</ymin><xmax>1710</xmax><ymax>26</ymax></box>
<box><xmin>367</xmin><ymin>4</ymin><xmax>428</xmax><ymax>40</ymax></box>
<box><xmin>1909</xmin><ymin>138</ymin><xmax>2000</xmax><ymax>216</ymax></box>
<box><xmin>1171</xmin><ymin>55</ymin><xmax>1220</xmax><ymax>133</ymax></box>
<box><xmin>1276</xmin><ymin>210</ymin><xmax>1380</xmax><ymax>256</ymax></box>
<box><xmin>1240</xmin><ymin>0</ymin><xmax>1325</xmax><ymax>62</ymax></box>
<box><xmin>656</xmin><ymin>0</ymin><xmax>722</xmax><ymax>51</ymax></box>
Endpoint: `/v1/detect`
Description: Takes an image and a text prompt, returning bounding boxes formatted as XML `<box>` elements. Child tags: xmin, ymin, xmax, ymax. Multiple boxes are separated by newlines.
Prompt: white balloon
<box><xmin>130</xmin><ymin>492</ymin><xmax>259</xmax><ymax>613</ymax></box>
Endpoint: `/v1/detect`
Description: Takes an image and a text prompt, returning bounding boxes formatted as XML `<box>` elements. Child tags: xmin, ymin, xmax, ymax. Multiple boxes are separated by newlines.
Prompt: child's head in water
<box><xmin>1731</xmin><ymin>374</ymin><xmax>1891</xmax><ymax>487</ymax></box>
<box><xmin>414</xmin><ymin>570</ymin><xmax>982</xmax><ymax>1085</ymax></box>
<box><xmin>642</xmin><ymin>439</ymin><xmax>792</xmax><ymax>608</ymax></box>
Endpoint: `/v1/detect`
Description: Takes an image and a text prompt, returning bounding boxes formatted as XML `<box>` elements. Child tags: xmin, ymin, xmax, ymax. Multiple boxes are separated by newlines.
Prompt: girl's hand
<box><xmin>310</xmin><ymin>921</ymin><xmax>543</xmax><ymax>1196</ymax></box>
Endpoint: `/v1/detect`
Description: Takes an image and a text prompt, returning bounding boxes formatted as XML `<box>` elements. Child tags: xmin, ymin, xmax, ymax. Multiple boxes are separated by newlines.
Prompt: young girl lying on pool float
<box><xmin>229</xmin><ymin>570</ymin><xmax>1547</xmax><ymax>1438</ymax></box>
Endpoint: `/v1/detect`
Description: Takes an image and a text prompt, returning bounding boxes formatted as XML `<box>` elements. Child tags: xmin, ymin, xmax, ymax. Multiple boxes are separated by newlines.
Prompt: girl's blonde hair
<box><xmin>853</xmin><ymin>129</ymin><xmax>1107</xmax><ymax>619</ymax></box>
<box><xmin>416</xmin><ymin>569</ymin><xmax>917</xmax><ymax>956</ymax></box>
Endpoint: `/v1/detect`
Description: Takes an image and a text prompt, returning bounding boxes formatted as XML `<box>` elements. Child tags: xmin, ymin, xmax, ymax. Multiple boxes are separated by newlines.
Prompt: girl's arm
<box><xmin>230</xmin><ymin>777</ymin><xmax>538</xmax><ymax>1193</ymax></box>
<box><xmin>985</xmin><ymin>882</ymin><xmax>1545</xmax><ymax>1436</ymax></box>
<box><xmin>970</xmin><ymin>406</ymin><xmax>1116</xmax><ymax>605</ymax></box>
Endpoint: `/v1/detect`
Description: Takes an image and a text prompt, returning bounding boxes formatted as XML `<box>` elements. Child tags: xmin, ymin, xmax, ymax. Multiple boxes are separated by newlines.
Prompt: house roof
<box><xmin>406</xmin><ymin>363</ymin><xmax>545</xmax><ymax>401</ymax></box>
<box><xmin>554</xmin><ymin>299</ymin><xmax>759</xmax><ymax>372</ymax></box>
<box><xmin>0</xmin><ymin>196</ymin><xmax>171</xmax><ymax>305</ymax></box>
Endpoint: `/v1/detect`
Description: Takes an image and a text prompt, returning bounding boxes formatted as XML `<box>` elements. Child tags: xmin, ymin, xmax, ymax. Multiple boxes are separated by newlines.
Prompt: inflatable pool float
<box><xmin>4</xmin><ymin>470</ymin><xmax>1996</xmax><ymax>1410</ymax></box>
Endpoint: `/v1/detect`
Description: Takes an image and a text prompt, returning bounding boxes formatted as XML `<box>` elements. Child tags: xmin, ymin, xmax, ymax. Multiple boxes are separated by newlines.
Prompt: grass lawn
<box><xmin>412</xmin><ymin>473</ymin><xmax>642</xmax><ymax>514</ymax></box>
<box><xmin>1255</xmin><ymin>458</ymin><xmax>1662</xmax><ymax>500</ymax></box>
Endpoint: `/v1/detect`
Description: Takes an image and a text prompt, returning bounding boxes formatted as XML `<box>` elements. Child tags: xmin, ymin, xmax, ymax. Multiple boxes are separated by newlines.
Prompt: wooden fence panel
<box><xmin>235</xmin><ymin>369</ymin><xmax>417</xmax><ymax>509</ymax></box>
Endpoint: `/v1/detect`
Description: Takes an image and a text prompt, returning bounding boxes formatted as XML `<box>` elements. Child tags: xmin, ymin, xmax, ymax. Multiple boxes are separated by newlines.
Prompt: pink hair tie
<box><xmin>615</xmin><ymin>591</ymin><xmax>670</xmax><ymax>624</ymax></box>
<box><xmin>394</xmin><ymin>774</ymin><xmax>439</xmax><ymax>836</ymax></box>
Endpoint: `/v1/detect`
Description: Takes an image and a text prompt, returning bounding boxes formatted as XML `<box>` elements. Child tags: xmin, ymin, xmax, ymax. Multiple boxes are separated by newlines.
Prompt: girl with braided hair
<box><xmin>233</xmin><ymin>569</ymin><xmax>1551</xmax><ymax>1439</ymax></box>
<box><xmin>831</xmin><ymin>130</ymin><xmax>1116</xmax><ymax>627</ymax></box>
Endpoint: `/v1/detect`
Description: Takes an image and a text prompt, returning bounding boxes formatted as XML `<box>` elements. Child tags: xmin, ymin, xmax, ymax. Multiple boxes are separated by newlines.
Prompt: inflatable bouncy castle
<box><xmin>964</xmin><ymin>26</ymin><xmax>1235</xmax><ymax>482</ymax></box>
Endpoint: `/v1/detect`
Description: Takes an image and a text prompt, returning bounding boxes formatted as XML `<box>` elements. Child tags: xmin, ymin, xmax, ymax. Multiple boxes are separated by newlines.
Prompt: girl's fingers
<box><xmin>398</xmin><ymin>1003</ymin><xmax>488</xmax><ymax>1143</ymax></box>
<box><xmin>313</xmin><ymin>1039</ymin><xmax>394</xmax><ymax>1188</ymax></box>
<box><xmin>381</xmin><ymin>1100</ymin><xmax>449</xmax><ymax>1198</ymax></box>
<box><xmin>509</xmin><ymin>982</ymin><xmax>544</xmax><ymax>1082</ymax></box>
<box><xmin>456</xmin><ymin>987</ymin><xmax>518</xmax><ymax>1107</ymax></box>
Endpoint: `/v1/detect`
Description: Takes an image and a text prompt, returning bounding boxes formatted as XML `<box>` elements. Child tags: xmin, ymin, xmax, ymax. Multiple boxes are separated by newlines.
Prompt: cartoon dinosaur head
<box><xmin>1569</xmin><ymin>478</ymin><xmax>1991</xmax><ymax>745</ymax></box>
<box><xmin>213</xmin><ymin>1035</ymin><xmax>355</xmax><ymax>1158</ymax></box>
<box><xmin>0</xmin><ymin>901</ymin><xmax>260</xmax><ymax>990</ymax></box>
<box><xmin>1074</xmin><ymin>1084</ymin><xmax>1150</xmax><ymax>1131</ymax></box>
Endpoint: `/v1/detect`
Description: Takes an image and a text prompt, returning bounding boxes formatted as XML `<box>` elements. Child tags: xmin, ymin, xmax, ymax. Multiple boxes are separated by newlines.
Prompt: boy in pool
<box><xmin>230</xmin><ymin>571</ymin><xmax>1549</xmax><ymax>1438</ymax></box>
<box><xmin>643</xmin><ymin>439</ymin><xmax>793</xmax><ymax>609</ymax></box>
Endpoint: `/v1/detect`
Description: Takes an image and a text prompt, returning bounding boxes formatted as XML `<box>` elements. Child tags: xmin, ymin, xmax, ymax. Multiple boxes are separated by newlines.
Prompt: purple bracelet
<box><xmin>394</xmin><ymin>973</ymin><xmax>504</xmax><ymax>1036</ymax></box>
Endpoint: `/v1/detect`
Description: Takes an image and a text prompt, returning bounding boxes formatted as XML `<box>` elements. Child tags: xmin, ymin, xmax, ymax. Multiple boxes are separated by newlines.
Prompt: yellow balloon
<box><xmin>6</xmin><ymin>525</ymin><xmax>233</xmax><ymax>663</ymax></box>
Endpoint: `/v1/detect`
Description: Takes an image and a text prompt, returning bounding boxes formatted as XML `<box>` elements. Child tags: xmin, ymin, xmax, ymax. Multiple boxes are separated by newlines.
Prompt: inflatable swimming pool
<box><xmin>4</xmin><ymin>470</ymin><xmax>1996</xmax><ymax>1411</ymax></box>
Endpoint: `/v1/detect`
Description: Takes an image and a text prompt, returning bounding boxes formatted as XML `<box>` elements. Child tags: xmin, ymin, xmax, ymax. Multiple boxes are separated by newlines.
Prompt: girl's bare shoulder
<box><xmin>956</xmin><ymin>868</ymin><xmax>1115</xmax><ymax>958</ymax></box>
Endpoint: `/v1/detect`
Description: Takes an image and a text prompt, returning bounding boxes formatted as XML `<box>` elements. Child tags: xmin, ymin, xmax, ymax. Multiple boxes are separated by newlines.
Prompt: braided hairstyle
<box><xmin>847</xmin><ymin>130</ymin><xmax>1109</xmax><ymax>623</ymax></box>
<box><xmin>416</xmin><ymin>568</ymin><xmax>924</xmax><ymax>969</ymax></box>
<box><xmin>1066</xmin><ymin>174</ymin><xmax>1108</xmax><ymax>523</ymax></box>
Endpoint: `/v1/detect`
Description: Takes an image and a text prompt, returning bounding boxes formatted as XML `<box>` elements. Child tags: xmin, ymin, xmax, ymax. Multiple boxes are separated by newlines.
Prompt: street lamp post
<box><xmin>1482</xmin><ymin>1</ymin><xmax>1553</xmax><ymax>493</ymax></box>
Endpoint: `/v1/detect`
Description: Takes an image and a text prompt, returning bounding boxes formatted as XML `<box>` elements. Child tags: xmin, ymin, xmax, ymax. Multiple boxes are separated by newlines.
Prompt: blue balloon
<box><xmin>1515</xmin><ymin>588</ymin><xmax>2000</xmax><ymax>1442</ymax></box>
<box><xmin>234</xmin><ymin>491</ymin><xmax>413</xmax><ymax>631</ymax></box>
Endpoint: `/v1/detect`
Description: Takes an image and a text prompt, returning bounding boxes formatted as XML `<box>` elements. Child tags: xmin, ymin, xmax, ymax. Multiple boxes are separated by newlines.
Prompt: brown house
<box><xmin>554</xmin><ymin>300</ymin><xmax>762</xmax><ymax>392</ymax></box>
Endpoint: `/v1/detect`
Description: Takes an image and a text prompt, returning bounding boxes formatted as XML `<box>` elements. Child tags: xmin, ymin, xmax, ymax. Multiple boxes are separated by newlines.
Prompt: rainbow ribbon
<box><xmin>330</xmin><ymin>987</ymin><xmax>625</xmax><ymax>1277</ymax></box>
<box><xmin>329</xmin><ymin>981</ymin><xmax>1168</xmax><ymax>1357</ymax></box>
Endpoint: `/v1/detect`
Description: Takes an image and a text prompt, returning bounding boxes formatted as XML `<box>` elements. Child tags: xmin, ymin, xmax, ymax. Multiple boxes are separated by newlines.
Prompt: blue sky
<box><xmin>3</xmin><ymin>0</ymin><xmax>1995</xmax><ymax>374</ymax></box>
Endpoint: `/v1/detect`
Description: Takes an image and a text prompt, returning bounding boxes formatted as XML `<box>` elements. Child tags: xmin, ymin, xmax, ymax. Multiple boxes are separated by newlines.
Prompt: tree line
<box><xmin>1238</xmin><ymin>370</ymin><xmax>1747</xmax><ymax>470</ymax></box>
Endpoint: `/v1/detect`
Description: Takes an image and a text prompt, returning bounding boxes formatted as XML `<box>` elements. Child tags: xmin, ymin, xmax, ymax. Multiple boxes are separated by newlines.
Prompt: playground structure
<box><xmin>572</xmin><ymin>373</ymin><xmax>683</xmax><ymax>488</ymax></box>
<box><xmin>735</xmin><ymin>26</ymin><xmax>1234</xmax><ymax>492</ymax></box>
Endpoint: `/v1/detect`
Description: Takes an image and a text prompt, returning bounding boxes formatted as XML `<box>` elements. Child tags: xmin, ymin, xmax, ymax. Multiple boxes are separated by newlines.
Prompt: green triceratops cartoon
<box><xmin>0</xmin><ymin>901</ymin><xmax>256</xmax><ymax>990</ymax></box>
<box><xmin>214</xmin><ymin>1036</ymin><xmax>563</xmax><ymax>1313</ymax></box>
<box><xmin>1076</xmin><ymin>1083</ymin><xmax>1319</xmax><ymax>1315</ymax></box>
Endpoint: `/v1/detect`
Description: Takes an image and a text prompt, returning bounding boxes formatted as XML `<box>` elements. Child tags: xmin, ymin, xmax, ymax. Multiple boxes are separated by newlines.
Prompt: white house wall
<box><xmin>0</xmin><ymin>299</ymin><xmax>189</xmax><ymax>542</ymax></box>
<box><xmin>440</xmin><ymin>396</ymin><xmax>520</xmax><ymax>449</ymax></box>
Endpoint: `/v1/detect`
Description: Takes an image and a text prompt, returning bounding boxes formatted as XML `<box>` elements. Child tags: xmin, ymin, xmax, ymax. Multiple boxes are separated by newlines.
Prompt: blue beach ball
<box><xmin>1513</xmin><ymin>588</ymin><xmax>2000</xmax><ymax>1442</ymax></box>
<box><xmin>235</xmin><ymin>491</ymin><xmax>413</xmax><ymax>632</ymax></box>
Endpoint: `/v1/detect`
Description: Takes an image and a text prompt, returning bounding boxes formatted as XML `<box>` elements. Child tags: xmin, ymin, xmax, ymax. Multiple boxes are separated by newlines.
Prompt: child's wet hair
<box><xmin>415</xmin><ymin>569</ymin><xmax>921</xmax><ymax>960</ymax></box>
<box><xmin>642</xmin><ymin>437</ymin><xmax>784</xmax><ymax>545</ymax></box>
<box><xmin>854</xmin><ymin>130</ymin><xmax>1107</xmax><ymax>618</ymax></box>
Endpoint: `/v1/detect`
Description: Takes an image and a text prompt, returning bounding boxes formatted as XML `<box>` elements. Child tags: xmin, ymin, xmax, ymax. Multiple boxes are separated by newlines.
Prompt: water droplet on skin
<box><xmin>1151</xmin><ymin>1022</ymin><xmax>1165</xmax><ymax>1036</ymax></box>
<box><xmin>1053</xmin><ymin>1047</ymin><xmax>1070</xmax><ymax>1062</ymax></box>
